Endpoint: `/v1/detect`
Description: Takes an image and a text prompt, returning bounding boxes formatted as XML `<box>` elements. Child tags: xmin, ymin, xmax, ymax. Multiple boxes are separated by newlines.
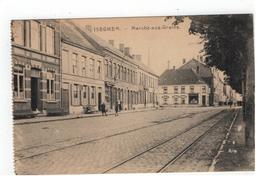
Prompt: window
<box><xmin>13</xmin><ymin>65</ymin><xmax>25</xmax><ymax>100</ymax></box>
<box><xmin>12</xmin><ymin>21</ymin><xmax>24</xmax><ymax>45</ymax></box>
<box><xmin>47</xmin><ymin>71</ymin><xmax>55</xmax><ymax>100</ymax></box>
<box><xmin>109</xmin><ymin>61</ymin><xmax>112</xmax><ymax>78</ymax></box>
<box><xmin>46</xmin><ymin>26</ymin><xmax>55</xmax><ymax>54</ymax></box>
<box><xmin>113</xmin><ymin>63</ymin><xmax>117</xmax><ymax>78</ymax></box>
<box><xmin>118</xmin><ymin>65</ymin><xmax>120</xmax><ymax>79</ymax></box>
<box><xmin>82</xmin><ymin>85</ymin><xmax>88</xmax><ymax>105</ymax></box>
<box><xmin>190</xmin><ymin>86</ymin><xmax>194</xmax><ymax>93</ymax></box>
<box><xmin>81</xmin><ymin>56</ymin><xmax>87</xmax><ymax>76</ymax></box>
<box><xmin>181</xmin><ymin>97</ymin><xmax>185</xmax><ymax>104</ymax></box>
<box><xmin>90</xmin><ymin>86</ymin><xmax>96</xmax><ymax>105</ymax></box>
<box><xmin>40</xmin><ymin>25</ymin><xmax>46</xmax><ymax>52</ymax></box>
<box><xmin>30</xmin><ymin>21</ymin><xmax>40</xmax><ymax>50</ymax></box>
<box><xmin>97</xmin><ymin>60</ymin><xmax>101</xmax><ymax>78</ymax></box>
<box><xmin>90</xmin><ymin>58</ymin><xmax>95</xmax><ymax>77</ymax></box>
<box><xmin>202</xmin><ymin>85</ymin><xmax>206</xmax><ymax>93</ymax></box>
<box><xmin>72</xmin><ymin>84</ymin><xmax>80</xmax><ymax>105</ymax></box>
<box><xmin>174</xmin><ymin>86</ymin><xmax>178</xmax><ymax>94</ymax></box>
<box><xmin>105</xmin><ymin>60</ymin><xmax>108</xmax><ymax>77</ymax></box>
<box><xmin>174</xmin><ymin>97</ymin><xmax>178</xmax><ymax>104</ymax></box>
<box><xmin>72</xmin><ymin>53</ymin><xmax>78</xmax><ymax>74</ymax></box>
<box><xmin>181</xmin><ymin>86</ymin><xmax>185</xmax><ymax>94</ymax></box>
<box><xmin>163</xmin><ymin>87</ymin><xmax>168</xmax><ymax>94</ymax></box>
<box><xmin>62</xmin><ymin>50</ymin><xmax>69</xmax><ymax>73</ymax></box>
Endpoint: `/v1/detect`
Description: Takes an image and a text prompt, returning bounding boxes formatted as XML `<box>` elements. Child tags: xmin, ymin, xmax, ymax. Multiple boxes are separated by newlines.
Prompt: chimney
<box><xmin>124</xmin><ymin>47</ymin><xmax>131</xmax><ymax>56</ymax></box>
<box><xmin>182</xmin><ymin>58</ymin><xmax>186</xmax><ymax>64</ymax></box>
<box><xmin>119</xmin><ymin>43</ymin><xmax>124</xmax><ymax>53</ymax></box>
<box><xmin>108</xmin><ymin>40</ymin><xmax>114</xmax><ymax>46</ymax></box>
<box><xmin>172</xmin><ymin>66</ymin><xmax>175</xmax><ymax>70</ymax></box>
<box><xmin>85</xmin><ymin>25</ymin><xmax>92</xmax><ymax>32</ymax></box>
<box><xmin>167</xmin><ymin>61</ymin><xmax>170</xmax><ymax>69</ymax></box>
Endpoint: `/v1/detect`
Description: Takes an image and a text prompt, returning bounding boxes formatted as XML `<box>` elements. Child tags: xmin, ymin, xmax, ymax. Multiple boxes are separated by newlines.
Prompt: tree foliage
<box><xmin>166</xmin><ymin>14</ymin><xmax>253</xmax><ymax>93</ymax></box>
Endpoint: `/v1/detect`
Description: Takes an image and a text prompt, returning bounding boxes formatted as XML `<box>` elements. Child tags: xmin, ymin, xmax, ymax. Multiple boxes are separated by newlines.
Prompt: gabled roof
<box><xmin>178</xmin><ymin>58</ymin><xmax>213</xmax><ymax>78</ymax></box>
<box><xmin>60</xmin><ymin>20</ymin><xmax>102</xmax><ymax>55</ymax></box>
<box><xmin>159</xmin><ymin>68</ymin><xmax>207</xmax><ymax>85</ymax></box>
<box><xmin>67</xmin><ymin>20</ymin><xmax>158</xmax><ymax>77</ymax></box>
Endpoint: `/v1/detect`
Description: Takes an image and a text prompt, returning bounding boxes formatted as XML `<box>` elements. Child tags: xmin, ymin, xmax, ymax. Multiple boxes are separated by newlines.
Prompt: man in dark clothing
<box><xmin>100</xmin><ymin>102</ymin><xmax>107</xmax><ymax>116</ymax></box>
<box><xmin>115</xmin><ymin>101</ymin><xmax>119</xmax><ymax>116</ymax></box>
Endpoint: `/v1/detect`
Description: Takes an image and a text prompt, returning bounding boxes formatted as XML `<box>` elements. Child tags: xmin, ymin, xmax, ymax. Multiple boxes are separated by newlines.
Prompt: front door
<box><xmin>98</xmin><ymin>92</ymin><xmax>102</xmax><ymax>111</ymax></box>
<box><xmin>202</xmin><ymin>95</ymin><xmax>206</xmax><ymax>106</ymax></box>
<box><xmin>31</xmin><ymin>77</ymin><xmax>39</xmax><ymax>111</ymax></box>
<box><xmin>62</xmin><ymin>88</ymin><xmax>69</xmax><ymax>114</ymax></box>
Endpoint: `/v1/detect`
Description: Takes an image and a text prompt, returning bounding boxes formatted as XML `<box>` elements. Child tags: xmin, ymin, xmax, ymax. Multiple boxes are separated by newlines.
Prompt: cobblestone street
<box><xmin>14</xmin><ymin>107</ymin><xmax>237</xmax><ymax>174</ymax></box>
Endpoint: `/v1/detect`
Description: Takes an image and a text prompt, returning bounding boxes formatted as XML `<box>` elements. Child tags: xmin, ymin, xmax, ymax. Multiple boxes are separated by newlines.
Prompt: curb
<box><xmin>14</xmin><ymin>107</ymin><xmax>161</xmax><ymax>125</ymax></box>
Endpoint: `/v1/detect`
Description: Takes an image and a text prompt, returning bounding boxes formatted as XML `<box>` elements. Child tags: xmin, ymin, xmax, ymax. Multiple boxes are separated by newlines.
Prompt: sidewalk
<box><xmin>14</xmin><ymin>107</ymin><xmax>160</xmax><ymax>125</ymax></box>
<box><xmin>213</xmin><ymin>109</ymin><xmax>255</xmax><ymax>171</ymax></box>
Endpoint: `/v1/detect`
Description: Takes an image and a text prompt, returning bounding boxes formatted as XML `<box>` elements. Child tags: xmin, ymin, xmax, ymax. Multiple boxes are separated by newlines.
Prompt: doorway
<box><xmin>202</xmin><ymin>95</ymin><xmax>206</xmax><ymax>106</ymax></box>
<box><xmin>98</xmin><ymin>92</ymin><xmax>102</xmax><ymax>111</ymax></box>
<box><xmin>31</xmin><ymin>77</ymin><xmax>39</xmax><ymax>111</ymax></box>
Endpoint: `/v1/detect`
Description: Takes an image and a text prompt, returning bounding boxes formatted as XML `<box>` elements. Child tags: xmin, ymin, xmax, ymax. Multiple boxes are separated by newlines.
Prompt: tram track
<box><xmin>15</xmin><ymin>109</ymin><xmax>223</xmax><ymax>161</ymax></box>
<box><xmin>102</xmin><ymin>109</ymin><xmax>238</xmax><ymax>173</ymax></box>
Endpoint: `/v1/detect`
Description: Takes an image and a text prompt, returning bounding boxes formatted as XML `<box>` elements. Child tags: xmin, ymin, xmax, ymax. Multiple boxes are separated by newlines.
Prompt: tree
<box><xmin>166</xmin><ymin>14</ymin><xmax>253</xmax><ymax>94</ymax></box>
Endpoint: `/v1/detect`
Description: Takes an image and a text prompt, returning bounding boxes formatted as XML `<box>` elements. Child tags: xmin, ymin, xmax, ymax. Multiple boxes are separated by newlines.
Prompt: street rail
<box><xmin>15</xmin><ymin>109</ymin><xmax>222</xmax><ymax>161</ymax></box>
<box><xmin>102</xmin><ymin>109</ymin><xmax>238</xmax><ymax>173</ymax></box>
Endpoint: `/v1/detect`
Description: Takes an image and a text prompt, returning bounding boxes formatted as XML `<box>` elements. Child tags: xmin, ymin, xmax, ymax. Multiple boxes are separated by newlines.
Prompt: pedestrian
<box><xmin>100</xmin><ymin>102</ymin><xmax>107</xmax><ymax>116</ymax></box>
<box><xmin>115</xmin><ymin>100</ymin><xmax>119</xmax><ymax>116</ymax></box>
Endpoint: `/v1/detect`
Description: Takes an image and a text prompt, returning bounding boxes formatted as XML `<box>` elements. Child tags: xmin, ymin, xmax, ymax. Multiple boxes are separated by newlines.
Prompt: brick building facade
<box><xmin>12</xmin><ymin>20</ymin><xmax>61</xmax><ymax>117</ymax></box>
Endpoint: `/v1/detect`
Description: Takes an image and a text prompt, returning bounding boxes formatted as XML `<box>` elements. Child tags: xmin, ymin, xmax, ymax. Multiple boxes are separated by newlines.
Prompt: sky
<box><xmin>73</xmin><ymin>16</ymin><xmax>204</xmax><ymax>76</ymax></box>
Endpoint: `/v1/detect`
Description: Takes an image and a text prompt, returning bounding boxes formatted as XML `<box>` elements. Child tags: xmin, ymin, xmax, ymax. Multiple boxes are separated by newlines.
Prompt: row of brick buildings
<box><xmin>158</xmin><ymin>59</ymin><xmax>242</xmax><ymax>106</ymax></box>
<box><xmin>12</xmin><ymin>20</ymin><xmax>159</xmax><ymax>117</ymax></box>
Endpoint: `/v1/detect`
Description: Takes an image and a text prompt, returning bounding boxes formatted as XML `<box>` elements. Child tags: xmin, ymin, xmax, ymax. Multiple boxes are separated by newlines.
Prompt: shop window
<box><xmin>13</xmin><ymin>65</ymin><xmax>25</xmax><ymax>100</ymax></box>
<box><xmin>47</xmin><ymin>71</ymin><xmax>55</xmax><ymax>100</ymax></box>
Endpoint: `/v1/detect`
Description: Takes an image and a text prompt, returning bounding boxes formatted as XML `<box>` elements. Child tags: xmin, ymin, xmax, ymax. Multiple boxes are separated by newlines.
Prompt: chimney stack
<box><xmin>182</xmin><ymin>58</ymin><xmax>186</xmax><ymax>64</ymax></box>
<box><xmin>119</xmin><ymin>43</ymin><xmax>124</xmax><ymax>53</ymax></box>
<box><xmin>85</xmin><ymin>25</ymin><xmax>92</xmax><ymax>32</ymax></box>
<box><xmin>108</xmin><ymin>40</ymin><xmax>114</xmax><ymax>46</ymax></box>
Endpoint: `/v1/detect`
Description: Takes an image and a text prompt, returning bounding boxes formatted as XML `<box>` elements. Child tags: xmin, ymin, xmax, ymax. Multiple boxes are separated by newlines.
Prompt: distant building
<box><xmin>178</xmin><ymin>58</ymin><xmax>228</xmax><ymax>106</ymax></box>
<box><xmin>12</xmin><ymin>20</ymin><xmax>62</xmax><ymax>118</ymax></box>
<box><xmin>158</xmin><ymin>68</ymin><xmax>210</xmax><ymax>106</ymax></box>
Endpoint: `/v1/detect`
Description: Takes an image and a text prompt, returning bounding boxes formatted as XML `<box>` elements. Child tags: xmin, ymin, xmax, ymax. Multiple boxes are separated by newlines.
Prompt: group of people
<box><xmin>100</xmin><ymin>100</ymin><xmax>122</xmax><ymax>116</ymax></box>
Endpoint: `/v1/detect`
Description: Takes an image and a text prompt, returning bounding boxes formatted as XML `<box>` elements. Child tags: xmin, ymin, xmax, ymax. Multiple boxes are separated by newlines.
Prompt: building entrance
<box><xmin>31</xmin><ymin>77</ymin><xmax>39</xmax><ymax>111</ymax></box>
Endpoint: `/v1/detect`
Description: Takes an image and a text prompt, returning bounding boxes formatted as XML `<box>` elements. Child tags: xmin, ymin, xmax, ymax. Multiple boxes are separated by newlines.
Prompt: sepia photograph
<box><xmin>11</xmin><ymin>14</ymin><xmax>254</xmax><ymax>175</ymax></box>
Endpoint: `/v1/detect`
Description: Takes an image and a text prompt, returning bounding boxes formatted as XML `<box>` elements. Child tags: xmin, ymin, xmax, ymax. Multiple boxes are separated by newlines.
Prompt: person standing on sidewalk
<box><xmin>101</xmin><ymin>102</ymin><xmax>107</xmax><ymax>116</ymax></box>
<box><xmin>115</xmin><ymin>100</ymin><xmax>119</xmax><ymax>116</ymax></box>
